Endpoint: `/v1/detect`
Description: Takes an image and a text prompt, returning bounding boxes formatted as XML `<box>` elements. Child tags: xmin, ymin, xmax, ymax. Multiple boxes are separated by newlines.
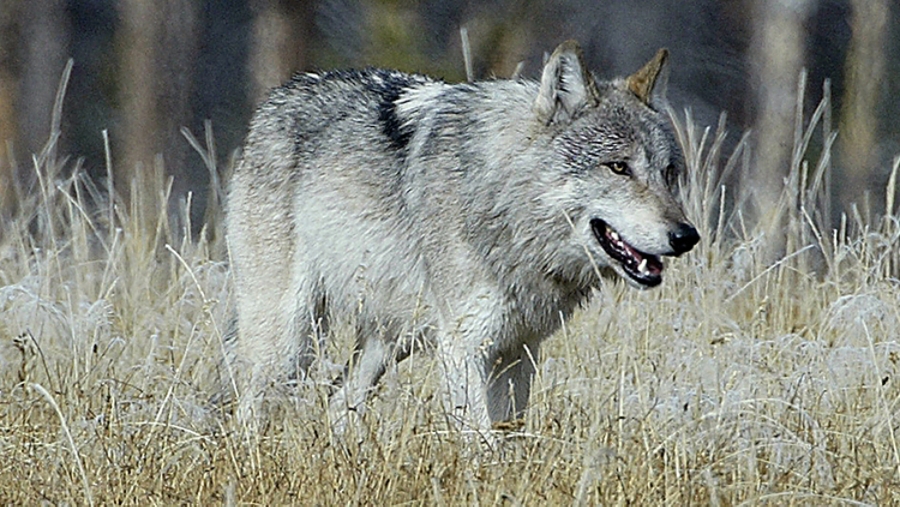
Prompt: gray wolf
<box><xmin>225</xmin><ymin>40</ymin><xmax>699</xmax><ymax>434</ymax></box>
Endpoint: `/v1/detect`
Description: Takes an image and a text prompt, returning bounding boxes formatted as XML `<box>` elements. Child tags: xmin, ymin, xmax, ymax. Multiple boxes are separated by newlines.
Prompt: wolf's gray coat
<box><xmin>226</xmin><ymin>41</ymin><xmax>699</xmax><ymax>432</ymax></box>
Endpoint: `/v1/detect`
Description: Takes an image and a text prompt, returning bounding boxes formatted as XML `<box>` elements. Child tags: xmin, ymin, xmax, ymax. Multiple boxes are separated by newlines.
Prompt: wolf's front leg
<box><xmin>434</xmin><ymin>337</ymin><xmax>493</xmax><ymax>434</ymax></box>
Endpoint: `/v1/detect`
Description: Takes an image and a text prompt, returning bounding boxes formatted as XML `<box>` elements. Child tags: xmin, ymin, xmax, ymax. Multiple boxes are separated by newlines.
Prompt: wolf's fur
<box><xmin>226</xmin><ymin>41</ymin><xmax>699</xmax><ymax>433</ymax></box>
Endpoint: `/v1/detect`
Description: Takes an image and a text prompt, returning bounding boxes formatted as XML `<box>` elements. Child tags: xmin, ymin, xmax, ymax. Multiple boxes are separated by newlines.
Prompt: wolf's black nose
<box><xmin>669</xmin><ymin>223</ymin><xmax>700</xmax><ymax>256</ymax></box>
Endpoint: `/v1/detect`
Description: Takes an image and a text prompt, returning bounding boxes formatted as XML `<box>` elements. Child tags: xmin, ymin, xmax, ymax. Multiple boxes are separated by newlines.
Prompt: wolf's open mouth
<box><xmin>591</xmin><ymin>219</ymin><xmax>663</xmax><ymax>287</ymax></box>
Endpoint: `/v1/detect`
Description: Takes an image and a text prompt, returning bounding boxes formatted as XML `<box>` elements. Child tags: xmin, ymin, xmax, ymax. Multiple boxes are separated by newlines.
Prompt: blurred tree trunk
<box><xmin>16</xmin><ymin>0</ymin><xmax>70</xmax><ymax>170</ymax></box>
<box><xmin>1</xmin><ymin>0</ymin><xmax>69</xmax><ymax>222</ymax></box>
<box><xmin>837</xmin><ymin>0</ymin><xmax>888</xmax><ymax>217</ymax></box>
<box><xmin>0</xmin><ymin>0</ymin><xmax>20</xmax><ymax>217</ymax></box>
<box><xmin>0</xmin><ymin>71</ymin><xmax>13</xmax><ymax>215</ymax></box>
<box><xmin>475</xmin><ymin>1</ymin><xmax>533</xmax><ymax>80</ymax></box>
<box><xmin>117</xmin><ymin>0</ymin><xmax>199</xmax><ymax>224</ymax></box>
<box><xmin>248</xmin><ymin>0</ymin><xmax>316</xmax><ymax>103</ymax></box>
<box><xmin>747</xmin><ymin>0</ymin><xmax>810</xmax><ymax>259</ymax></box>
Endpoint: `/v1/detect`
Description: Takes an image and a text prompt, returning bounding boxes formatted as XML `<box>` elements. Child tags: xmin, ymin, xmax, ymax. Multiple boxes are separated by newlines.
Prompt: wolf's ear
<box><xmin>534</xmin><ymin>40</ymin><xmax>600</xmax><ymax>125</ymax></box>
<box><xmin>626</xmin><ymin>48</ymin><xmax>669</xmax><ymax>106</ymax></box>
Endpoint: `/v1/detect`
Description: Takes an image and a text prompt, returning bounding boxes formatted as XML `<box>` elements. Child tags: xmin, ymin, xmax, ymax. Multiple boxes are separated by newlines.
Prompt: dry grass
<box><xmin>2</xmin><ymin>74</ymin><xmax>900</xmax><ymax>505</ymax></box>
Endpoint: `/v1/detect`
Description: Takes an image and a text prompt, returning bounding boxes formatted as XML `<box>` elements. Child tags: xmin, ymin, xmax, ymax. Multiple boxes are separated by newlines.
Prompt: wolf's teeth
<box><xmin>609</xmin><ymin>230</ymin><xmax>620</xmax><ymax>241</ymax></box>
<box><xmin>638</xmin><ymin>258</ymin><xmax>648</xmax><ymax>274</ymax></box>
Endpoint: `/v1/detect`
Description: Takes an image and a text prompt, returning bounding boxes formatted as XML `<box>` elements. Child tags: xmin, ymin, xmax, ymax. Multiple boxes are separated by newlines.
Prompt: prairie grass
<box><xmin>1</xmin><ymin>69</ymin><xmax>899</xmax><ymax>505</ymax></box>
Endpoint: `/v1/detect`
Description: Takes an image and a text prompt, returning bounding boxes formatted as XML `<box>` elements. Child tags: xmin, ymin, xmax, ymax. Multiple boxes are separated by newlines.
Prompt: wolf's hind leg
<box><xmin>236</xmin><ymin>290</ymin><xmax>324</xmax><ymax>434</ymax></box>
<box><xmin>234</xmin><ymin>307</ymin><xmax>294</xmax><ymax>435</ymax></box>
<box><xmin>328</xmin><ymin>335</ymin><xmax>393</xmax><ymax>435</ymax></box>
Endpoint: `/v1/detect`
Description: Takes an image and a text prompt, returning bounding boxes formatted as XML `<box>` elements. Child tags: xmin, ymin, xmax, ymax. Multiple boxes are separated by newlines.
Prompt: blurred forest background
<box><xmin>0</xmin><ymin>0</ymin><xmax>898</xmax><ymax>234</ymax></box>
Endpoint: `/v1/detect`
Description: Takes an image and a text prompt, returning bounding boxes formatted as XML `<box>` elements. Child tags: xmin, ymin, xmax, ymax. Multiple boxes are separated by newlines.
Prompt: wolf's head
<box><xmin>534</xmin><ymin>41</ymin><xmax>699</xmax><ymax>288</ymax></box>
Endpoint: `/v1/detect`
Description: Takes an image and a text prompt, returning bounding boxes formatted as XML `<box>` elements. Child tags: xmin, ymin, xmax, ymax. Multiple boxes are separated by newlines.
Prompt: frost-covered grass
<box><xmin>1</xmin><ymin>77</ymin><xmax>899</xmax><ymax>504</ymax></box>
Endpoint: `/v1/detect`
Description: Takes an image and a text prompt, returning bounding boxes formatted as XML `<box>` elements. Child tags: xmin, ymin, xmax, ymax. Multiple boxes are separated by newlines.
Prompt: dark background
<box><xmin>1</xmin><ymin>0</ymin><xmax>897</xmax><ymax>230</ymax></box>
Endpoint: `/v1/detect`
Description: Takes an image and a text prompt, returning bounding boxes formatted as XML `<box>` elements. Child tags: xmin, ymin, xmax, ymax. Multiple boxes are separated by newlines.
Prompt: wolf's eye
<box><xmin>608</xmin><ymin>161</ymin><xmax>631</xmax><ymax>176</ymax></box>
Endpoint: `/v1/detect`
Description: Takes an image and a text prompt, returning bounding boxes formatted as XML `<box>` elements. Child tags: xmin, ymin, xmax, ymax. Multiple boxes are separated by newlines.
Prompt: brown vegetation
<box><xmin>1</xmin><ymin>72</ymin><xmax>899</xmax><ymax>504</ymax></box>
